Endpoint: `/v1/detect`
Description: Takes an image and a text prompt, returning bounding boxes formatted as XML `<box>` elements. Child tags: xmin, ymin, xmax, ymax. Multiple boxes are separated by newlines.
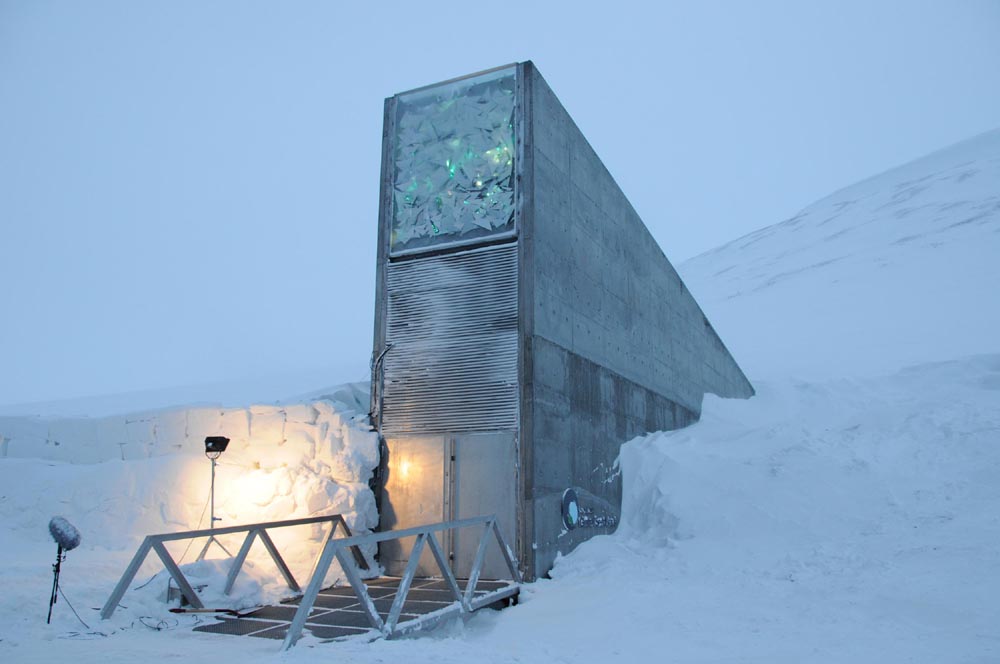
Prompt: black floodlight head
<box><xmin>204</xmin><ymin>436</ymin><xmax>230</xmax><ymax>459</ymax></box>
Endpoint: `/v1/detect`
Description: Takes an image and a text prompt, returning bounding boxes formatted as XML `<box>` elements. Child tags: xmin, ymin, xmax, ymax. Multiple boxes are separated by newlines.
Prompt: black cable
<box><xmin>177</xmin><ymin>490</ymin><xmax>211</xmax><ymax>565</ymax></box>
<box><xmin>131</xmin><ymin>574</ymin><xmax>157</xmax><ymax>591</ymax></box>
<box><xmin>57</xmin><ymin>586</ymin><xmax>90</xmax><ymax>630</ymax></box>
<box><xmin>127</xmin><ymin>489</ymin><xmax>211</xmax><ymax>597</ymax></box>
<box><xmin>138</xmin><ymin>616</ymin><xmax>178</xmax><ymax>631</ymax></box>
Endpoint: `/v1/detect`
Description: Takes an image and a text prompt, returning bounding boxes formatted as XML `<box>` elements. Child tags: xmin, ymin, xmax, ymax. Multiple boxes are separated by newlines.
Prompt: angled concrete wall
<box><xmin>518</xmin><ymin>62</ymin><xmax>753</xmax><ymax>578</ymax></box>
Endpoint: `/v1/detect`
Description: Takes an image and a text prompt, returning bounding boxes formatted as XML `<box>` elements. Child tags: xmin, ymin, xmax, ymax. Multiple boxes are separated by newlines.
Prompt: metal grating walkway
<box><xmin>193</xmin><ymin>576</ymin><xmax>517</xmax><ymax>642</ymax></box>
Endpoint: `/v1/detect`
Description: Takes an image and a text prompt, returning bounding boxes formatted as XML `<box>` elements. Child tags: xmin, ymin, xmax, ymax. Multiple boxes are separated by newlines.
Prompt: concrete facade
<box><xmin>516</xmin><ymin>63</ymin><xmax>754</xmax><ymax>576</ymax></box>
<box><xmin>371</xmin><ymin>62</ymin><xmax>753</xmax><ymax>582</ymax></box>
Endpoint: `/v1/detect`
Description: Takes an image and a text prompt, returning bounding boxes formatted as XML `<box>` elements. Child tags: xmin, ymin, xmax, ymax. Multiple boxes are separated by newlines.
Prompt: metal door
<box><xmin>380</xmin><ymin>432</ymin><xmax>517</xmax><ymax>580</ymax></box>
<box><xmin>452</xmin><ymin>431</ymin><xmax>517</xmax><ymax>579</ymax></box>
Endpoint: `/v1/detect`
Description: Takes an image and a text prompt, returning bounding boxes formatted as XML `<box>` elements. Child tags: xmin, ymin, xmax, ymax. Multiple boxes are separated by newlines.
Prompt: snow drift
<box><xmin>584</xmin><ymin>127</ymin><xmax>1000</xmax><ymax>661</ymax></box>
<box><xmin>528</xmin><ymin>355</ymin><xmax>1000</xmax><ymax>663</ymax></box>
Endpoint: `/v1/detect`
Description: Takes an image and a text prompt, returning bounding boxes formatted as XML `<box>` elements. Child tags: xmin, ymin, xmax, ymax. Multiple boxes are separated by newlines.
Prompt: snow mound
<box><xmin>682</xmin><ymin>128</ymin><xmax>1000</xmax><ymax>380</ymax></box>
<box><xmin>536</xmin><ymin>355</ymin><xmax>1000</xmax><ymax>662</ymax></box>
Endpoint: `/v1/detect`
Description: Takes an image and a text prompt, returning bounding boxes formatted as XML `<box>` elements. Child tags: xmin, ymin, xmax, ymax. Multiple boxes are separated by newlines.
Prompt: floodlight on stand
<box><xmin>196</xmin><ymin>436</ymin><xmax>233</xmax><ymax>562</ymax></box>
<box><xmin>204</xmin><ymin>436</ymin><xmax>229</xmax><ymax>459</ymax></box>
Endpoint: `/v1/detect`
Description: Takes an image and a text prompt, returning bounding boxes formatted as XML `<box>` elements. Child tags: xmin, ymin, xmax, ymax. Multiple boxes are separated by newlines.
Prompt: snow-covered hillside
<box><xmin>683</xmin><ymin>128</ymin><xmax>1000</xmax><ymax>380</ymax></box>
<box><xmin>2</xmin><ymin>128</ymin><xmax>998</xmax><ymax>663</ymax></box>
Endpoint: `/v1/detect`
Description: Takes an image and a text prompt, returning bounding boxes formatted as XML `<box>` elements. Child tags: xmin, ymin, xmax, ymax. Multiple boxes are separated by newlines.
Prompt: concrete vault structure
<box><xmin>370</xmin><ymin>62</ymin><xmax>753</xmax><ymax>582</ymax></box>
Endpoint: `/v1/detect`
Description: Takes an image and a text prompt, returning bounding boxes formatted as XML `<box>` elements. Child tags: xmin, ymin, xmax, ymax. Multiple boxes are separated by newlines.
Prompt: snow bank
<box><xmin>619</xmin><ymin>355</ymin><xmax>1000</xmax><ymax>560</ymax></box>
<box><xmin>525</xmin><ymin>355</ymin><xmax>1000</xmax><ymax>663</ymax></box>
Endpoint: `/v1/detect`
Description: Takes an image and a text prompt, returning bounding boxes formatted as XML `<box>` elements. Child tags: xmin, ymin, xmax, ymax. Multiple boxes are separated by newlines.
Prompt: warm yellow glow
<box><xmin>399</xmin><ymin>459</ymin><xmax>411</xmax><ymax>479</ymax></box>
<box><xmin>240</xmin><ymin>468</ymin><xmax>279</xmax><ymax>498</ymax></box>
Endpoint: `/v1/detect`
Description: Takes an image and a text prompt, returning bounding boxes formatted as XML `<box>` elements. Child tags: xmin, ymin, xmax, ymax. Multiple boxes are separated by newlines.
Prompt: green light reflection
<box><xmin>390</xmin><ymin>68</ymin><xmax>516</xmax><ymax>254</ymax></box>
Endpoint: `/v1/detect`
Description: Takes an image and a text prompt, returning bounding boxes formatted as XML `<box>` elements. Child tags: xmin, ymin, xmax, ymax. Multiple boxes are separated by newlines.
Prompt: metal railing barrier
<box><xmin>100</xmin><ymin>514</ymin><xmax>366</xmax><ymax>620</ymax></box>
<box><xmin>281</xmin><ymin>514</ymin><xmax>521</xmax><ymax>650</ymax></box>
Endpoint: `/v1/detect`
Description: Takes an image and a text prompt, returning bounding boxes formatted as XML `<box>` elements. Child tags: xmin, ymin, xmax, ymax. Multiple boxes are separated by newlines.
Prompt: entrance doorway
<box><xmin>379</xmin><ymin>431</ymin><xmax>517</xmax><ymax>580</ymax></box>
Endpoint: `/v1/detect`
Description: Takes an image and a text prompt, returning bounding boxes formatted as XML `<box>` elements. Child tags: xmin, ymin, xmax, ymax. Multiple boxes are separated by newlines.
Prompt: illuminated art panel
<box><xmin>390</xmin><ymin>67</ymin><xmax>516</xmax><ymax>255</ymax></box>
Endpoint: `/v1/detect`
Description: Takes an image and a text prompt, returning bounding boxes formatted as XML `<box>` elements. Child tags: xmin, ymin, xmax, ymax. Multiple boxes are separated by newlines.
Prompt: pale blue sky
<box><xmin>1</xmin><ymin>0</ymin><xmax>998</xmax><ymax>406</ymax></box>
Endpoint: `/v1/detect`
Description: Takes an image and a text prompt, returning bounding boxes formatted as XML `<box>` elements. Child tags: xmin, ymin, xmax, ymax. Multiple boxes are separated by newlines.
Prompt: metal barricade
<box><xmin>100</xmin><ymin>514</ymin><xmax>365</xmax><ymax>620</ymax></box>
<box><xmin>282</xmin><ymin>514</ymin><xmax>521</xmax><ymax>650</ymax></box>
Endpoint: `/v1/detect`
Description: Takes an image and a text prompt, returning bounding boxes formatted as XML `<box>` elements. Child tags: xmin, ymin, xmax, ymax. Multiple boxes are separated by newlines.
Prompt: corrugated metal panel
<box><xmin>382</xmin><ymin>243</ymin><xmax>519</xmax><ymax>434</ymax></box>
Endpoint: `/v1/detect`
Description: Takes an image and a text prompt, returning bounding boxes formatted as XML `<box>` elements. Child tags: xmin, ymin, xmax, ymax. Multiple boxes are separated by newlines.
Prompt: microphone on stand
<box><xmin>47</xmin><ymin>517</ymin><xmax>81</xmax><ymax>624</ymax></box>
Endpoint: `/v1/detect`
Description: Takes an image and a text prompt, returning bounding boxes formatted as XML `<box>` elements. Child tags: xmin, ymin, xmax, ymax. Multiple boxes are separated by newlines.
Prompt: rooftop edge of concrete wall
<box><xmin>522</xmin><ymin>60</ymin><xmax>754</xmax><ymax>404</ymax></box>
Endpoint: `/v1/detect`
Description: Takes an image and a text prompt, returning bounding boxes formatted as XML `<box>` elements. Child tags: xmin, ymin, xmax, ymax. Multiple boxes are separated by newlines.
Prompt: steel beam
<box><xmin>463</xmin><ymin>519</ymin><xmax>494</xmax><ymax>610</ymax></box>
<box><xmin>223</xmin><ymin>529</ymin><xmax>258</xmax><ymax>595</ymax></box>
<box><xmin>152</xmin><ymin>541</ymin><xmax>204</xmax><ymax>609</ymax></box>
<box><xmin>100</xmin><ymin>538</ymin><xmax>153</xmax><ymax>619</ymax></box>
<box><xmin>385</xmin><ymin>534</ymin><xmax>425</xmax><ymax>633</ymax></box>
<box><xmin>102</xmin><ymin>514</ymin><xmax>356</xmax><ymax>620</ymax></box>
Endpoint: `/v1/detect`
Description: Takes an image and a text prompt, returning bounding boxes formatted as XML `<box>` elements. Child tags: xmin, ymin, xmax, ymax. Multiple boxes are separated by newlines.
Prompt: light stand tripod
<box><xmin>196</xmin><ymin>436</ymin><xmax>232</xmax><ymax>561</ymax></box>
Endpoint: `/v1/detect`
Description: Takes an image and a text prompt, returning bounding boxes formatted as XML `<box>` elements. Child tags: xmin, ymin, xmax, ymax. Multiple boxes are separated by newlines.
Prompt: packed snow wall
<box><xmin>0</xmin><ymin>384</ymin><xmax>380</xmax><ymax>590</ymax></box>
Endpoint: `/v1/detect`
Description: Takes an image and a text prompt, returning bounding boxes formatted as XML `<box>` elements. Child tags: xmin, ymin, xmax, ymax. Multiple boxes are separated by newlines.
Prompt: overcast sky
<box><xmin>1</xmin><ymin>0</ymin><xmax>998</xmax><ymax>407</ymax></box>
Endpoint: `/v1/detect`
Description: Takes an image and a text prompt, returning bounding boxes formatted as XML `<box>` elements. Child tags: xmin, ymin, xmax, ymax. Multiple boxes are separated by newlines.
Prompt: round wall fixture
<box><xmin>561</xmin><ymin>488</ymin><xmax>580</xmax><ymax>530</ymax></box>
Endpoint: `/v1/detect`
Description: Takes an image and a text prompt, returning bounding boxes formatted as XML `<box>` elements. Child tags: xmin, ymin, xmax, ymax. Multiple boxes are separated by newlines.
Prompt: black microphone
<box><xmin>47</xmin><ymin>517</ymin><xmax>80</xmax><ymax>624</ymax></box>
<box><xmin>49</xmin><ymin>517</ymin><xmax>81</xmax><ymax>552</ymax></box>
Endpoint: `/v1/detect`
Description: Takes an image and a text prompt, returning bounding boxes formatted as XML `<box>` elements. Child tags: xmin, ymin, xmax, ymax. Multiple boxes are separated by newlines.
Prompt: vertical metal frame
<box><xmin>514</xmin><ymin>60</ymin><xmax>536</xmax><ymax>582</ymax></box>
<box><xmin>370</xmin><ymin>94</ymin><xmax>395</xmax><ymax>429</ymax></box>
<box><xmin>443</xmin><ymin>436</ymin><xmax>456</xmax><ymax>561</ymax></box>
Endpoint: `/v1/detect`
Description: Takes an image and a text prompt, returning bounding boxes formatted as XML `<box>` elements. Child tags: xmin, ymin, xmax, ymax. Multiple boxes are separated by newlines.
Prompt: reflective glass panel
<box><xmin>390</xmin><ymin>67</ymin><xmax>516</xmax><ymax>255</ymax></box>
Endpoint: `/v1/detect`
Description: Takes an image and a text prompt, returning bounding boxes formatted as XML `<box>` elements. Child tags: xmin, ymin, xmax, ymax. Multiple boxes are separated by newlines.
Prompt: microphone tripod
<box><xmin>47</xmin><ymin>545</ymin><xmax>65</xmax><ymax>624</ymax></box>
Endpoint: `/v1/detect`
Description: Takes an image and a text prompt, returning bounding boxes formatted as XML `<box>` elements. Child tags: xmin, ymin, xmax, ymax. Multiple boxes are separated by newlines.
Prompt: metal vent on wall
<box><xmin>381</xmin><ymin>243</ymin><xmax>519</xmax><ymax>435</ymax></box>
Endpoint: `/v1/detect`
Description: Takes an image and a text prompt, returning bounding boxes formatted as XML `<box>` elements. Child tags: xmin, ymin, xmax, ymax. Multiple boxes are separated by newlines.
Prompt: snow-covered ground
<box><xmin>2</xmin><ymin>128</ymin><xmax>999</xmax><ymax>662</ymax></box>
